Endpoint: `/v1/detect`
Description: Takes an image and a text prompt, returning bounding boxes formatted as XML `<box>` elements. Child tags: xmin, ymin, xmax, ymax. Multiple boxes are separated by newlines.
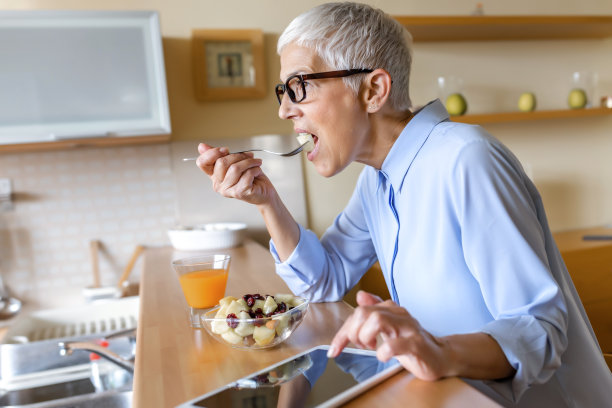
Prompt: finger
<box><xmin>357</xmin><ymin>308</ymin><xmax>398</xmax><ymax>350</ymax></box>
<box><xmin>327</xmin><ymin>315</ymin><xmax>356</xmax><ymax>358</ymax></box>
<box><xmin>329</xmin><ymin>303</ymin><xmax>379</xmax><ymax>357</ymax></box>
<box><xmin>356</xmin><ymin>290</ymin><xmax>383</xmax><ymax>306</ymax></box>
<box><xmin>225</xmin><ymin>166</ymin><xmax>263</xmax><ymax>199</ymax></box>
<box><xmin>198</xmin><ymin>143</ymin><xmax>255</xmax><ymax>159</ymax></box>
<box><xmin>210</xmin><ymin>153</ymin><xmax>255</xmax><ymax>187</ymax></box>
<box><xmin>197</xmin><ymin>146</ymin><xmax>229</xmax><ymax>175</ymax></box>
<box><xmin>197</xmin><ymin>143</ymin><xmax>213</xmax><ymax>154</ymax></box>
<box><xmin>217</xmin><ymin>158</ymin><xmax>263</xmax><ymax>192</ymax></box>
<box><xmin>376</xmin><ymin>336</ymin><xmax>411</xmax><ymax>363</ymax></box>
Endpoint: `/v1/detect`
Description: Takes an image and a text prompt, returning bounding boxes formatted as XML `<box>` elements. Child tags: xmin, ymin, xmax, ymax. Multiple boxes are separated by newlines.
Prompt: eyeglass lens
<box><xmin>275</xmin><ymin>76</ymin><xmax>305</xmax><ymax>104</ymax></box>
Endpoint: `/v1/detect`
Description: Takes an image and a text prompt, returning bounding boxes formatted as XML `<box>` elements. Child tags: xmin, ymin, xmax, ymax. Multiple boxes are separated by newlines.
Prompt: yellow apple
<box><xmin>518</xmin><ymin>92</ymin><xmax>537</xmax><ymax>112</ymax></box>
<box><xmin>568</xmin><ymin>88</ymin><xmax>587</xmax><ymax>109</ymax></box>
<box><xmin>445</xmin><ymin>93</ymin><xmax>467</xmax><ymax>115</ymax></box>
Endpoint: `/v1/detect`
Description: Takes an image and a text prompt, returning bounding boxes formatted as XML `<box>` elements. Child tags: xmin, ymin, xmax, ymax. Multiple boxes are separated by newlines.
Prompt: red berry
<box><xmin>253</xmin><ymin>314</ymin><xmax>265</xmax><ymax>327</ymax></box>
<box><xmin>226</xmin><ymin>313</ymin><xmax>239</xmax><ymax>328</ymax></box>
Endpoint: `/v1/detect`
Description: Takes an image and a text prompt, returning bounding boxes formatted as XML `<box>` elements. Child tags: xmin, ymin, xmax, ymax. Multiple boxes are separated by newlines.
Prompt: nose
<box><xmin>278</xmin><ymin>94</ymin><xmax>298</xmax><ymax>120</ymax></box>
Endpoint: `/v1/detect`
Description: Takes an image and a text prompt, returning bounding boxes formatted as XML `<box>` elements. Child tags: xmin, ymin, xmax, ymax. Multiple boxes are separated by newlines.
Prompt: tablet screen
<box><xmin>182</xmin><ymin>346</ymin><xmax>401</xmax><ymax>408</ymax></box>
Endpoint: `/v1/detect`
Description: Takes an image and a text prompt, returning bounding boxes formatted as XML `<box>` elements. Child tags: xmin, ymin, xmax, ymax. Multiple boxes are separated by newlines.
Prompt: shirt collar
<box><xmin>378</xmin><ymin>99</ymin><xmax>449</xmax><ymax>193</ymax></box>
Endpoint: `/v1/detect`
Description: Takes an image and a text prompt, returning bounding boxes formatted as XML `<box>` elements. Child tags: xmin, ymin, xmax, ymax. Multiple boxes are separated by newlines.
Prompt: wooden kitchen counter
<box><xmin>133</xmin><ymin>240</ymin><xmax>500</xmax><ymax>407</ymax></box>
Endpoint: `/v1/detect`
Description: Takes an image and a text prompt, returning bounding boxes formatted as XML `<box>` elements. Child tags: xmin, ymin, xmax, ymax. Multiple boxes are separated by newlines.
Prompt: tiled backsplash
<box><xmin>0</xmin><ymin>136</ymin><xmax>308</xmax><ymax>309</ymax></box>
<box><xmin>0</xmin><ymin>144</ymin><xmax>176</xmax><ymax>307</ymax></box>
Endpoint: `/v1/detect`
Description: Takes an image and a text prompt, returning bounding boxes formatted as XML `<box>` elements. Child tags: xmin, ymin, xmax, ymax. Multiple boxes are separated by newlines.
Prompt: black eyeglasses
<box><xmin>275</xmin><ymin>68</ymin><xmax>373</xmax><ymax>105</ymax></box>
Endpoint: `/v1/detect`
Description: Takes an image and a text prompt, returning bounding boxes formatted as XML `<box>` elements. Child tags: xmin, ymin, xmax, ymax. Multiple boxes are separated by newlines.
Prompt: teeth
<box><xmin>296</xmin><ymin>133</ymin><xmax>315</xmax><ymax>152</ymax></box>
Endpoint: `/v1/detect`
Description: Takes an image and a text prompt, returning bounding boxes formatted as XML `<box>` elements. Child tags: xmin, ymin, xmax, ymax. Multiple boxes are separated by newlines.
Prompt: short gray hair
<box><xmin>277</xmin><ymin>2</ymin><xmax>413</xmax><ymax>111</ymax></box>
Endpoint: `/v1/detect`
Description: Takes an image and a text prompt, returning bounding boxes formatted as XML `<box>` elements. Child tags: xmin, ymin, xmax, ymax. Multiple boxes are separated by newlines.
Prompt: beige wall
<box><xmin>1</xmin><ymin>0</ymin><xmax>612</xmax><ymax>307</ymax></box>
<box><xmin>3</xmin><ymin>0</ymin><xmax>611</xmax><ymax>234</ymax></box>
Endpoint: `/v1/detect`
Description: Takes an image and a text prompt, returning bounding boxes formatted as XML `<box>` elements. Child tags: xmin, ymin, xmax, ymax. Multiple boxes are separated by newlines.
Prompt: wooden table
<box><xmin>133</xmin><ymin>240</ymin><xmax>500</xmax><ymax>407</ymax></box>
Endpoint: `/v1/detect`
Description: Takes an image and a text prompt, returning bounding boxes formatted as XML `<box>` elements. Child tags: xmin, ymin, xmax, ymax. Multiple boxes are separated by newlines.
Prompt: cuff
<box><xmin>269</xmin><ymin>225</ymin><xmax>327</xmax><ymax>299</ymax></box>
<box><xmin>481</xmin><ymin>315</ymin><xmax>564</xmax><ymax>402</ymax></box>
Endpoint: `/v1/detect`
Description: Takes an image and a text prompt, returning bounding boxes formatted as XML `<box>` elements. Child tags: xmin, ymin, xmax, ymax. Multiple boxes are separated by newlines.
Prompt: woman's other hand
<box><xmin>328</xmin><ymin>290</ymin><xmax>514</xmax><ymax>382</ymax></box>
<box><xmin>327</xmin><ymin>290</ymin><xmax>449</xmax><ymax>381</ymax></box>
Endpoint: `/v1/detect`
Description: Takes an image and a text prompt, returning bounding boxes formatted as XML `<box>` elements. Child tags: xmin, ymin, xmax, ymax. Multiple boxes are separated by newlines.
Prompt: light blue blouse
<box><xmin>270</xmin><ymin>100</ymin><xmax>612</xmax><ymax>407</ymax></box>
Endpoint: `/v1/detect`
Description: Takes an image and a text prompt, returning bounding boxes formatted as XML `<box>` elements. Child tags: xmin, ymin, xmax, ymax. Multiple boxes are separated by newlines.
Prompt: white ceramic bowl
<box><xmin>168</xmin><ymin>222</ymin><xmax>247</xmax><ymax>251</ymax></box>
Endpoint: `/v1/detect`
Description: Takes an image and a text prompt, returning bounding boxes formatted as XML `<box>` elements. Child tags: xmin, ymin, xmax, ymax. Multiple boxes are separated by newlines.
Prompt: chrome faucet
<box><xmin>58</xmin><ymin>329</ymin><xmax>136</xmax><ymax>374</ymax></box>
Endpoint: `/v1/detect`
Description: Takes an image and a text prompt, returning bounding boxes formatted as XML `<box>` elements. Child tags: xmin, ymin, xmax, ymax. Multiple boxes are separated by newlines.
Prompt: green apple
<box><xmin>568</xmin><ymin>88</ymin><xmax>587</xmax><ymax>109</ymax></box>
<box><xmin>221</xmin><ymin>329</ymin><xmax>243</xmax><ymax>345</ymax></box>
<box><xmin>262</xmin><ymin>296</ymin><xmax>278</xmax><ymax>315</ymax></box>
<box><xmin>518</xmin><ymin>92</ymin><xmax>537</xmax><ymax>112</ymax></box>
<box><xmin>445</xmin><ymin>93</ymin><xmax>467</xmax><ymax>116</ymax></box>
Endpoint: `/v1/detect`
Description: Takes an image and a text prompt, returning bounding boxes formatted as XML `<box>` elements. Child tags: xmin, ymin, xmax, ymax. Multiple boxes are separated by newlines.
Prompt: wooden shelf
<box><xmin>451</xmin><ymin>107</ymin><xmax>612</xmax><ymax>124</ymax></box>
<box><xmin>394</xmin><ymin>16</ymin><xmax>612</xmax><ymax>42</ymax></box>
<box><xmin>393</xmin><ymin>15</ymin><xmax>612</xmax><ymax>125</ymax></box>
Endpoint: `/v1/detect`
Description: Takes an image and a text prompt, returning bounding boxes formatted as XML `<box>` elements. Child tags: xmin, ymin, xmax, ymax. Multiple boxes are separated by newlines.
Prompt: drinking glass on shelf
<box><xmin>570</xmin><ymin>71</ymin><xmax>598</xmax><ymax>108</ymax></box>
<box><xmin>437</xmin><ymin>75</ymin><xmax>468</xmax><ymax>115</ymax></box>
<box><xmin>437</xmin><ymin>75</ymin><xmax>464</xmax><ymax>102</ymax></box>
<box><xmin>172</xmin><ymin>254</ymin><xmax>231</xmax><ymax>328</ymax></box>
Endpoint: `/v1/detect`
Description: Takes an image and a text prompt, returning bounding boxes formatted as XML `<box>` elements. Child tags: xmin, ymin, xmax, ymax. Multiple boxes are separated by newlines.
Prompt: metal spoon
<box><xmin>0</xmin><ymin>273</ymin><xmax>22</xmax><ymax>320</ymax></box>
<box><xmin>182</xmin><ymin>142</ymin><xmax>308</xmax><ymax>162</ymax></box>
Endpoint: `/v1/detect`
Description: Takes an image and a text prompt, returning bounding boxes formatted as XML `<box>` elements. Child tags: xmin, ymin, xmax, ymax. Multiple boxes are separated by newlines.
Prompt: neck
<box><xmin>357</xmin><ymin>109</ymin><xmax>414</xmax><ymax>169</ymax></box>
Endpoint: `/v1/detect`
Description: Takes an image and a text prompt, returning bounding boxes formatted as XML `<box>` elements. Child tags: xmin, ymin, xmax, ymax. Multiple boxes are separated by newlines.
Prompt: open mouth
<box><xmin>296</xmin><ymin>132</ymin><xmax>319</xmax><ymax>160</ymax></box>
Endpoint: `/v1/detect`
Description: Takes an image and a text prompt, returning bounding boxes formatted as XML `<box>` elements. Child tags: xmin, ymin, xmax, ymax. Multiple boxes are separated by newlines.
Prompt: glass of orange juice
<box><xmin>171</xmin><ymin>254</ymin><xmax>231</xmax><ymax>328</ymax></box>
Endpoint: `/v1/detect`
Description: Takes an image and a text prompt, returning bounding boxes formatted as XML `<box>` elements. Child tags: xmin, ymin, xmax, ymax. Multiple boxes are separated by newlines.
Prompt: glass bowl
<box><xmin>201</xmin><ymin>295</ymin><xmax>309</xmax><ymax>349</ymax></box>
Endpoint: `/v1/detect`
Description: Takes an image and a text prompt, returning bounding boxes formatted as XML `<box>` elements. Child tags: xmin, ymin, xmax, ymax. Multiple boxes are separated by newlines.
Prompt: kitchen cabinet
<box><xmin>553</xmin><ymin>227</ymin><xmax>612</xmax><ymax>371</ymax></box>
<box><xmin>0</xmin><ymin>134</ymin><xmax>170</xmax><ymax>153</ymax></box>
<box><xmin>0</xmin><ymin>11</ymin><xmax>171</xmax><ymax>153</ymax></box>
<box><xmin>394</xmin><ymin>16</ymin><xmax>612</xmax><ymax>124</ymax></box>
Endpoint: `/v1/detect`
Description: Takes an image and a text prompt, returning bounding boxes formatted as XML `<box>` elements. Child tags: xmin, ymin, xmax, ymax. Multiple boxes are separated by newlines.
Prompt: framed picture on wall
<box><xmin>192</xmin><ymin>29</ymin><xmax>266</xmax><ymax>101</ymax></box>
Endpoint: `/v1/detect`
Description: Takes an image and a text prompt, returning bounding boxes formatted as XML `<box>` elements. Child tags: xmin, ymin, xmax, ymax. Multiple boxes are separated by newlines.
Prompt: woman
<box><xmin>196</xmin><ymin>3</ymin><xmax>611</xmax><ymax>406</ymax></box>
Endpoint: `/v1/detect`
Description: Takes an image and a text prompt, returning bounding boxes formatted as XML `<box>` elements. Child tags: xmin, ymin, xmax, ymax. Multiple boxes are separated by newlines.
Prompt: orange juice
<box><xmin>178</xmin><ymin>268</ymin><xmax>228</xmax><ymax>309</ymax></box>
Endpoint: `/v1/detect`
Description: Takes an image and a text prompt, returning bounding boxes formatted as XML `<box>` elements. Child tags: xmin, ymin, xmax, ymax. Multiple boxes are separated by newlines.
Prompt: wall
<box><xmin>1</xmin><ymin>0</ymin><xmax>612</xmax><ymax>308</ymax></box>
<box><xmin>0</xmin><ymin>145</ymin><xmax>176</xmax><ymax>307</ymax></box>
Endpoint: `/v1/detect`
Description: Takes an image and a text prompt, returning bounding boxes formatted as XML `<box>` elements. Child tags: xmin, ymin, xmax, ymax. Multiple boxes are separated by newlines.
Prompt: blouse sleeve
<box><xmin>270</xmin><ymin>170</ymin><xmax>378</xmax><ymax>302</ymax></box>
<box><xmin>451</xmin><ymin>137</ymin><xmax>568</xmax><ymax>400</ymax></box>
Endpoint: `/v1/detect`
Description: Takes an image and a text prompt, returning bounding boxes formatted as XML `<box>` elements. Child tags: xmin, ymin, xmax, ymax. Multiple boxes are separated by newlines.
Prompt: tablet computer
<box><xmin>177</xmin><ymin>345</ymin><xmax>403</xmax><ymax>408</ymax></box>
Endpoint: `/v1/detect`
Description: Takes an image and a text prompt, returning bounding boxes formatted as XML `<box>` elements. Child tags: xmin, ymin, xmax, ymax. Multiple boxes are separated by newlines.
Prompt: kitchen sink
<box><xmin>0</xmin><ymin>331</ymin><xmax>135</xmax><ymax>407</ymax></box>
<box><xmin>0</xmin><ymin>388</ymin><xmax>133</xmax><ymax>408</ymax></box>
<box><xmin>0</xmin><ymin>298</ymin><xmax>138</xmax><ymax>407</ymax></box>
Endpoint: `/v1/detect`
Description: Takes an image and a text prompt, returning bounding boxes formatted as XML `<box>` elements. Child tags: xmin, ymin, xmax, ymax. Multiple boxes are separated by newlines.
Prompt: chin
<box><xmin>313</xmin><ymin>162</ymin><xmax>334</xmax><ymax>178</ymax></box>
<box><xmin>314</xmin><ymin>161</ymin><xmax>344</xmax><ymax>178</ymax></box>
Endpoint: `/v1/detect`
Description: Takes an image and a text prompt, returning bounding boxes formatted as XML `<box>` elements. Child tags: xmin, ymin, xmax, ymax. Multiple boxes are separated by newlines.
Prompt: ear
<box><xmin>361</xmin><ymin>68</ymin><xmax>392</xmax><ymax>113</ymax></box>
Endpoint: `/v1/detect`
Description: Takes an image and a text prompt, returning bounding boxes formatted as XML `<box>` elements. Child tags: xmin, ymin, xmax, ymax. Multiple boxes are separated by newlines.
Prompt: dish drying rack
<box><xmin>1</xmin><ymin>296</ymin><xmax>138</xmax><ymax>344</ymax></box>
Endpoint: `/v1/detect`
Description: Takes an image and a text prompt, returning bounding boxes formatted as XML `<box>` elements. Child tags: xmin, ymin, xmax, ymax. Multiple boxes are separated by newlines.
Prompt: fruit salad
<box><xmin>206</xmin><ymin>293</ymin><xmax>308</xmax><ymax>348</ymax></box>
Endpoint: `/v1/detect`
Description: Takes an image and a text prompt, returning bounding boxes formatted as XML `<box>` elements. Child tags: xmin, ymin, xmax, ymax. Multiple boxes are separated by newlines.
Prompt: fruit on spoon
<box><xmin>296</xmin><ymin>133</ymin><xmax>315</xmax><ymax>152</ymax></box>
